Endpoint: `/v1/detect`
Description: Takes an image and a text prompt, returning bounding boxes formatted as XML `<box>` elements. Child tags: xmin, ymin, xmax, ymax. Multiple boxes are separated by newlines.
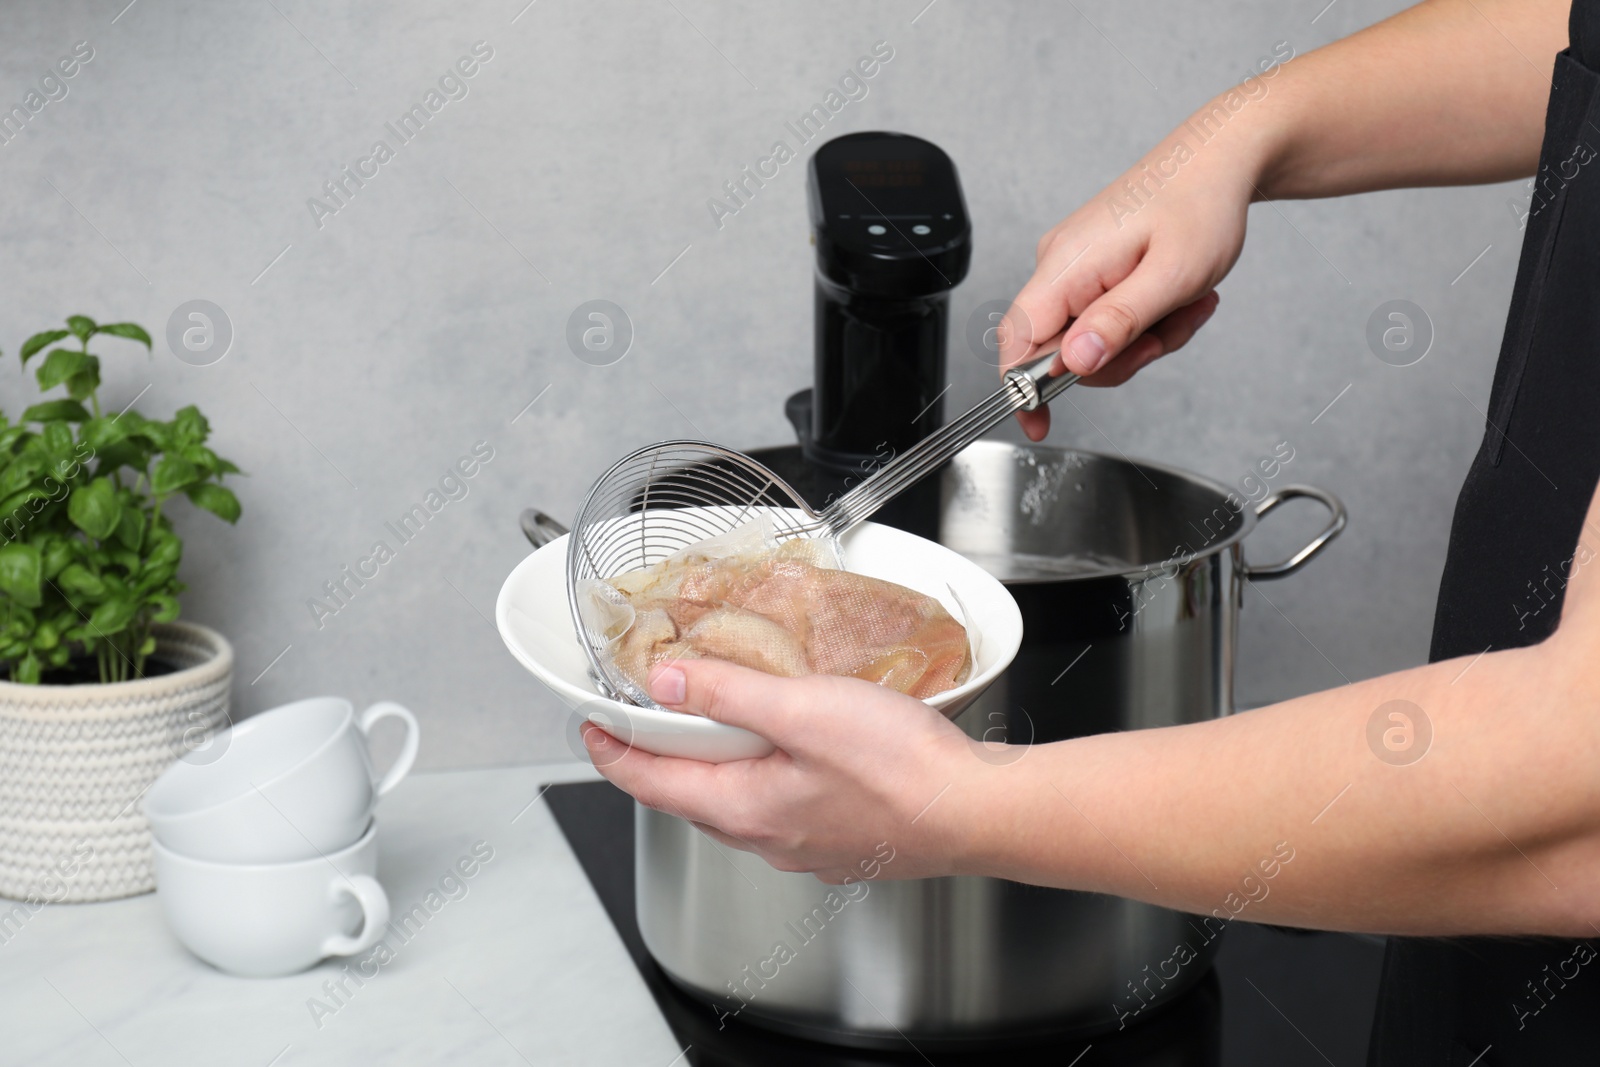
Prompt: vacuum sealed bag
<box><xmin>577</xmin><ymin>519</ymin><xmax>973</xmax><ymax>706</ymax></box>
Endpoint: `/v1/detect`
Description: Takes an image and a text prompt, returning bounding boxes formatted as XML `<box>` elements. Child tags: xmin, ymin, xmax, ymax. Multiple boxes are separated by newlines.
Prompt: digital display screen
<box><xmin>816</xmin><ymin>139</ymin><xmax>957</xmax><ymax>221</ymax></box>
<box><xmin>840</xmin><ymin>159</ymin><xmax>927</xmax><ymax>188</ymax></box>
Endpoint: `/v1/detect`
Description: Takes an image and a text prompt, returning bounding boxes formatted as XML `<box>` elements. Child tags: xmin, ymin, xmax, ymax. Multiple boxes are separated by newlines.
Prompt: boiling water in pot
<box><xmin>959</xmin><ymin>548</ymin><xmax>1142</xmax><ymax>582</ymax></box>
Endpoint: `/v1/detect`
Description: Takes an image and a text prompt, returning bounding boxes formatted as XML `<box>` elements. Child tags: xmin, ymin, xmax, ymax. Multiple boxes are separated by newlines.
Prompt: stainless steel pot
<box><xmin>528</xmin><ymin>440</ymin><xmax>1345</xmax><ymax>1048</ymax></box>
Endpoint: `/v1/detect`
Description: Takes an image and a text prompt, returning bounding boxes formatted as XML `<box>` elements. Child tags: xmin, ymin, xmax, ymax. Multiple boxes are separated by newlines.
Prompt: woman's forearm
<box><xmin>957</xmin><ymin>621</ymin><xmax>1600</xmax><ymax>936</ymax></box>
<box><xmin>1200</xmin><ymin>0</ymin><xmax>1566</xmax><ymax>201</ymax></box>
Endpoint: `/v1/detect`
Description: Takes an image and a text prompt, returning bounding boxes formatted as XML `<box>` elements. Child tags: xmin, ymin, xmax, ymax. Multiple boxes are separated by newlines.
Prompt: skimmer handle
<box><xmin>1005</xmin><ymin>350</ymin><xmax>1081</xmax><ymax>410</ymax></box>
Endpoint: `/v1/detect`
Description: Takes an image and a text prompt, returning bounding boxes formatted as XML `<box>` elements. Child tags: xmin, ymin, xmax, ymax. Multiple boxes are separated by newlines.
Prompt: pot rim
<box><xmin>957</xmin><ymin>441</ymin><xmax>1261</xmax><ymax>583</ymax></box>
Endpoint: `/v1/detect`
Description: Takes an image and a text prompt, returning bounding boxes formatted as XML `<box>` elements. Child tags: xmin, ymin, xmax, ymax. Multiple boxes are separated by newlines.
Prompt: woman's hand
<box><xmin>583</xmin><ymin>659</ymin><xmax>988</xmax><ymax>883</ymax></box>
<box><xmin>1001</xmin><ymin>105</ymin><xmax>1262</xmax><ymax>440</ymax></box>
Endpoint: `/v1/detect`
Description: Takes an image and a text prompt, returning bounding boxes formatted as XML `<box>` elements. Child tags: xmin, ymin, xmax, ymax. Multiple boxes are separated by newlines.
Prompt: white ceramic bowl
<box><xmin>495</xmin><ymin>517</ymin><xmax>1023</xmax><ymax>763</ymax></box>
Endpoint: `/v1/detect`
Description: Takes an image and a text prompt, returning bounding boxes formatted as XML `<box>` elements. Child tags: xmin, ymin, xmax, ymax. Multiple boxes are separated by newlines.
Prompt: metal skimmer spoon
<box><xmin>566</xmin><ymin>350</ymin><xmax>1077</xmax><ymax>705</ymax></box>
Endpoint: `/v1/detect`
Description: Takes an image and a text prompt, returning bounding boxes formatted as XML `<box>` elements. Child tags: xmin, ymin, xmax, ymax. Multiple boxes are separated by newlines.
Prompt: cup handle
<box><xmin>321</xmin><ymin>874</ymin><xmax>390</xmax><ymax>958</ymax></box>
<box><xmin>359</xmin><ymin>701</ymin><xmax>420</xmax><ymax>797</ymax></box>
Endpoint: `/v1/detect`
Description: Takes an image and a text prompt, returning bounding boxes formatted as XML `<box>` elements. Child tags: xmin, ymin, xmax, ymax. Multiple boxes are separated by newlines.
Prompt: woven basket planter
<box><xmin>0</xmin><ymin>622</ymin><xmax>232</xmax><ymax>903</ymax></box>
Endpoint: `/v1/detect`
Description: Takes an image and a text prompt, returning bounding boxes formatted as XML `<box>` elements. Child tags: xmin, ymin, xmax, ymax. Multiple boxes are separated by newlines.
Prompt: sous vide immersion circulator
<box><xmin>789</xmin><ymin>131</ymin><xmax>973</xmax><ymax>534</ymax></box>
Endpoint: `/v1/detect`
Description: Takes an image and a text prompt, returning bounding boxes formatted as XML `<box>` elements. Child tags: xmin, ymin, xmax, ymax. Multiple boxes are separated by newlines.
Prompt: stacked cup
<box><xmin>143</xmin><ymin>697</ymin><xmax>419</xmax><ymax>978</ymax></box>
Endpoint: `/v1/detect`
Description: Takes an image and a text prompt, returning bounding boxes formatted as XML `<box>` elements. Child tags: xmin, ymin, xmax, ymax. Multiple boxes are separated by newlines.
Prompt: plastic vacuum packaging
<box><xmin>577</xmin><ymin>518</ymin><xmax>973</xmax><ymax>707</ymax></box>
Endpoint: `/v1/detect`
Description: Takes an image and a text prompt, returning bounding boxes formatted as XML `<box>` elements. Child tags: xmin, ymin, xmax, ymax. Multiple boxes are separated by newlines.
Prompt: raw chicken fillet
<box><xmin>581</xmin><ymin>528</ymin><xmax>972</xmax><ymax>703</ymax></box>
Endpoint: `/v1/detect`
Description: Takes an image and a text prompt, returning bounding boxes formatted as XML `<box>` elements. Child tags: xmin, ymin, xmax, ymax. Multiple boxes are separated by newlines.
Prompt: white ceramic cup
<box><xmin>154</xmin><ymin>820</ymin><xmax>389</xmax><ymax>977</ymax></box>
<box><xmin>144</xmin><ymin>697</ymin><xmax>419</xmax><ymax>863</ymax></box>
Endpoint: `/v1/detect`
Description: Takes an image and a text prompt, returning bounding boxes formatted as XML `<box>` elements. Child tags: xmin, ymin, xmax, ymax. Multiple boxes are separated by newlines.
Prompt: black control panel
<box><xmin>808</xmin><ymin>131</ymin><xmax>972</xmax><ymax>299</ymax></box>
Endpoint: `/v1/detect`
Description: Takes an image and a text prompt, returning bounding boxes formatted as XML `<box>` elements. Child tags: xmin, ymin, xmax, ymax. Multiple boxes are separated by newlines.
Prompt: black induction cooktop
<box><xmin>545</xmin><ymin>780</ymin><xmax>1387</xmax><ymax>1067</ymax></box>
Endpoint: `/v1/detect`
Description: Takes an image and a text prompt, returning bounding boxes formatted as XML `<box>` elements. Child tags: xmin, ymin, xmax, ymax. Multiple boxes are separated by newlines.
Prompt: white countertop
<box><xmin>0</xmin><ymin>763</ymin><xmax>683</xmax><ymax>1067</ymax></box>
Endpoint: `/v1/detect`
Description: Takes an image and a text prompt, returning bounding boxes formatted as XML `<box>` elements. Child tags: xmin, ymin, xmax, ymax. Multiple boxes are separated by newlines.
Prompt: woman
<box><xmin>588</xmin><ymin>0</ymin><xmax>1600</xmax><ymax>1060</ymax></box>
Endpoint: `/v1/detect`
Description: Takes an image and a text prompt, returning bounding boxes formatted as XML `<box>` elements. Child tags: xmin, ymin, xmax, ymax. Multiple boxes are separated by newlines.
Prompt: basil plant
<box><xmin>0</xmin><ymin>315</ymin><xmax>240</xmax><ymax>684</ymax></box>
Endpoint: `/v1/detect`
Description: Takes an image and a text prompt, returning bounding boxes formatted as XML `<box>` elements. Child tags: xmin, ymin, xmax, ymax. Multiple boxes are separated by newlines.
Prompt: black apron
<box><xmin>1367</xmin><ymin>2</ymin><xmax>1600</xmax><ymax>1063</ymax></box>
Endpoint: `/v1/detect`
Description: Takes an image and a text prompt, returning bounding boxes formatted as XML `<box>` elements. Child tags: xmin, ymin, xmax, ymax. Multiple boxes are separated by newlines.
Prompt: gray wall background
<box><xmin>0</xmin><ymin>0</ymin><xmax>1528</xmax><ymax>769</ymax></box>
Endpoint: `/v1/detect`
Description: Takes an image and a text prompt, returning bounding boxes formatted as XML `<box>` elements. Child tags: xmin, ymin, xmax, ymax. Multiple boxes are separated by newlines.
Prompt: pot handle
<box><xmin>520</xmin><ymin>508</ymin><xmax>569</xmax><ymax>548</ymax></box>
<box><xmin>1240</xmin><ymin>485</ymin><xmax>1347</xmax><ymax>582</ymax></box>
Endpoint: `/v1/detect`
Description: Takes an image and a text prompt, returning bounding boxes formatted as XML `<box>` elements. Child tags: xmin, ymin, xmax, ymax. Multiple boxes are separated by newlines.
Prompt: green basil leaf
<box><xmin>172</xmin><ymin>405</ymin><xmax>209</xmax><ymax>446</ymax></box>
<box><xmin>19</xmin><ymin>330</ymin><xmax>70</xmax><ymax>365</ymax></box>
<box><xmin>65</xmin><ymin>315</ymin><xmax>96</xmax><ymax>342</ymax></box>
<box><xmin>87</xmin><ymin>596</ymin><xmax>137</xmax><ymax>636</ymax></box>
<box><xmin>114</xmin><ymin>508</ymin><xmax>145</xmax><ymax>551</ymax></box>
<box><xmin>21</xmin><ymin>400</ymin><xmax>90</xmax><ymax>423</ymax></box>
<box><xmin>0</xmin><ymin>455</ymin><xmax>45</xmax><ymax>499</ymax></box>
<box><xmin>94</xmin><ymin>322</ymin><xmax>152</xmax><ymax>349</ymax></box>
<box><xmin>13</xmin><ymin>652</ymin><xmax>41</xmax><ymax>684</ymax></box>
<box><xmin>149</xmin><ymin>593</ymin><xmax>180</xmax><ymax>622</ymax></box>
<box><xmin>185</xmin><ymin>483</ymin><xmax>240</xmax><ymax>524</ymax></box>
<box><xmin>91</xmin><ymin>439</ymin><xmax>145</xmax><ymax>474</ymax></box>
<box><xmin>41</xmin><ymin>539</ymin><xmax>73</xmax><ymax>579</ymax></box>
<box><xmin>0</xmin><ymin>489</ymin><xmax>51</xmax><ymax>529</ymax></box>
<box><xmin>66</xmin><ymin>359</ymin><xmax>102</xmax><ymax>402</ymax></box>
<box><xmin>151</xmin><ymin>455</ymin><xmax>199</xmax><ymax>496</ymax></box>
<box><xmin>81</xmin><ymin>416</ymin><xmax>128</xmax><ymax>450</ymax></box>
<box><xmin>4</xmin><ymin>606</ymin><xmax>35</xmax><ymax>636</ymax></box>
<box><xmin>67</xmin><ymin>477</ymin><xmax>121</xmax><ymax>540</ymax></box>
<box><xmin>136</xmin><ymin>564</ymin><xmax>177</xmax><ymax>594</ymax></box>
<box><xmin>40</xmin><ymin>422</ymin><xmax>73</xmax><ymax>460</ymax></box>
<box><xmin>35</xmin><ymin>348</ymin><xmax>89</xmax><ymax>392</ymax></box>
<box><xmin>145</xmin><ymin>541</ymin><xmax>181</xmax><ymax>569</ymax></box>
<box><xmin>58</xmin><ymin>563</ymin><xmax>106</xmax><ymax>597</ymax></box>
<box><xmin>0</xmin><ymin>544</ymin><xmax>43</xmax><ymax>608</ymax></box>
<box><xmin>31</xmin><ymin>621</ymin><xmax>59</xmax><ymax>651</ymax></box>
<box><xmin>180</xmin><ymin>444</ymin><xmax>242</xmax><ymax>477</ymax></box>
<box><xmin>132</xmin><ymin>420</ymin><xmax>169</xmax><ymax>453</ymax></box>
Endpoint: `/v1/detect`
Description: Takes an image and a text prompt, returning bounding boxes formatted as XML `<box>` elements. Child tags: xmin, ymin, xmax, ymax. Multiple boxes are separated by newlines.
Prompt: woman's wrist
<box><xmin>1177</xmin><ymin>82</ymin><xmax>1301</xmax><ymax>205</ymax></box>
<box><xmin>1151</xmin><ymin>36</ymin><xmax>1321</xmax><ymax>204</ymax></box>
<box><xmin>1095</xmin><ymin>81</ymin><xmax>1294</xmax><ymax>222</ymax></box>
<box><xmin>940</xmin><ymin>739</ymin><xmax>1077</xmax><ymax>884</ymax></box>
<box><xmin>934</xmin><ymin>739</ymin><xmax>1010</xmax><ymax>879</ymax></box>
